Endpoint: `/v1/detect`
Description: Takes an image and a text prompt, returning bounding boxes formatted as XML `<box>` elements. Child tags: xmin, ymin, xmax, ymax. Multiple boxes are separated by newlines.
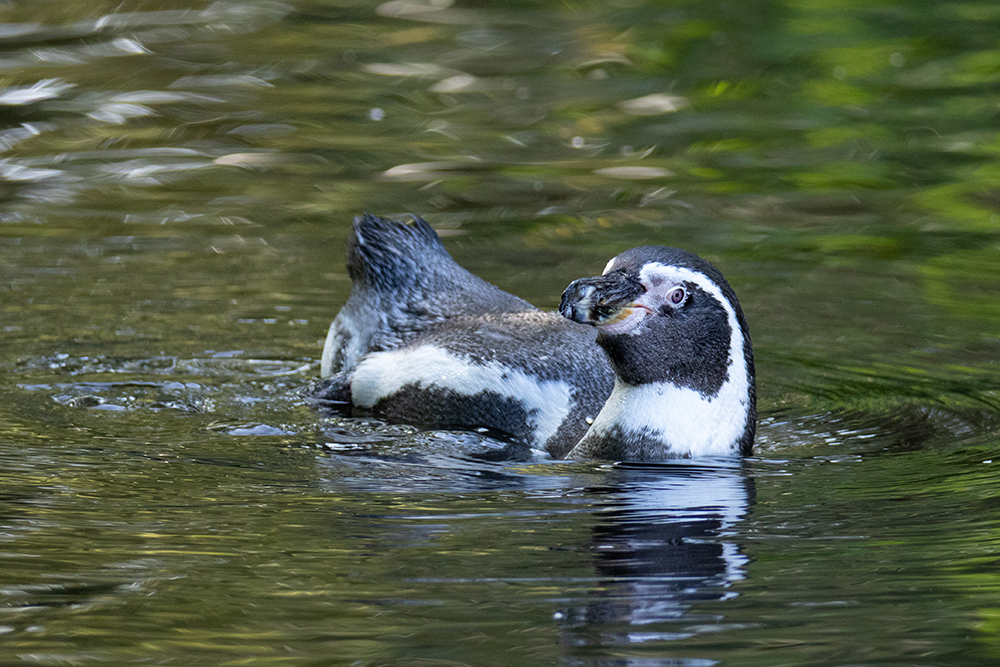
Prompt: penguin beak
<box><xmin>559</xmin><ymin>273</ymin><xmax>647</xmax><ymax>330</ymax></box>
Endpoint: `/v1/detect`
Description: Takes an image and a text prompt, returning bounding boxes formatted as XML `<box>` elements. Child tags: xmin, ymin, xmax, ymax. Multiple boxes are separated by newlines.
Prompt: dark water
<box><xmin>2</xmin><ymin>0</ymin><xmax>1000</xmax><ymax>664</ymax></box>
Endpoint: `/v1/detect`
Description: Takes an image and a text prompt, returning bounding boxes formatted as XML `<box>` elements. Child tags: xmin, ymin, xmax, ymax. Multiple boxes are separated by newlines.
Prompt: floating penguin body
<box><xmin>317</xmin><ymin>214</ymin><xmax>613</xmax><ymax>458</ymax></box>
<box><xmin>315</xmin><ymin>214</ymin><xmax>756</xmax><ymax>460</ymax></box>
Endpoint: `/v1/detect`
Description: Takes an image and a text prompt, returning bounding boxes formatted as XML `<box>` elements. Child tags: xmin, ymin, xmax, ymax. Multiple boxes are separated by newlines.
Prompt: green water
<box><xmin>2</xmin><ymin>0</ymin><xmax>1000</xmax><ymax>664</ymax></box>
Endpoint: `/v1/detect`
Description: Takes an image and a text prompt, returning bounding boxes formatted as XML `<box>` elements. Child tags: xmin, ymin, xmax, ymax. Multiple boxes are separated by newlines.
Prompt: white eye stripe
<box><xmin>638</xmin><ymin>260</ymin><xmax>748</xmax><ymax>375</ymax></box>
<box><xmin>602</xmin><ymin>258</ymin><xmax>616</xmax><ymax>275</ymax></box>
<box><xmin>639</xmin><ymin>264</ymin><xmax>719</xmax><ymax>302</ymax></box>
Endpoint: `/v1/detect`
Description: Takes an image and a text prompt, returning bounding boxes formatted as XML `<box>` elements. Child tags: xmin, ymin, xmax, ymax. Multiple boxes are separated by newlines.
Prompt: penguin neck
<box><xmin>597</xmin><ymin>327</ymin><xmax>732</xmax><ymax>397</ymax></box>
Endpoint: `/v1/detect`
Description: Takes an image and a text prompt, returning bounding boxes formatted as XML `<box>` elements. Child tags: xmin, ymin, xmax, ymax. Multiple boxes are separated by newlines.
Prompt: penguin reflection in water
<box><xmin>311</xmin><ymin>213</ymin><xmax>756</xmax><ymax>461</ymax></box>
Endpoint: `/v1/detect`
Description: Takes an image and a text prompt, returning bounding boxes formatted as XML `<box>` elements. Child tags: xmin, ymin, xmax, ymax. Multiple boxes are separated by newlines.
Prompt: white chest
<box><xmin>582</xmin><ymin>375</ymin><xmax>750</xmax><ymax>457</ymax></box>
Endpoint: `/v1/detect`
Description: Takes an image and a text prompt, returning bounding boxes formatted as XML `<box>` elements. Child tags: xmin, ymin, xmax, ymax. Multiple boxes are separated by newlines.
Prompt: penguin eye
<box><xmin>667</xmin><ymin>286</ymin><xmax>686</xmax><ymax>305</ymax></box>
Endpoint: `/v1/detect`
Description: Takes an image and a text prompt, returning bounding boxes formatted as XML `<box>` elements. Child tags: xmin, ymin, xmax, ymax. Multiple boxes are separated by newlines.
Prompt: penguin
<box><xmin>314</xmin><ymin>213</ymin><xmax>614</xmax><ymax>459</ymax></box>
<box><xmin>312</xmin><ymin>214</ymin><xmax>755</xmax><ymax>460</ymax></box>
<box><xmin>559</xmin><ymin>246</ymin><xmax>756</xmax><ymax>459</ymax></box>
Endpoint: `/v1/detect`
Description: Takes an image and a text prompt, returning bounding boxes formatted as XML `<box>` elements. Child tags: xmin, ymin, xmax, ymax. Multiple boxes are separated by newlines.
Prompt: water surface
<box><xmin>2</xmin><ymin>0</ymin><xmax>1000</xmax><ymax>665</ymax></box>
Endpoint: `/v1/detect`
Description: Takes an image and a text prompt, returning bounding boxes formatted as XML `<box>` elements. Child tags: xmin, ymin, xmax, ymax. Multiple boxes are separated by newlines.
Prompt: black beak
<box><xmin>559</xmin><ymin>273</ymin><xmax>644</xmax><ymax>326</ymax></box>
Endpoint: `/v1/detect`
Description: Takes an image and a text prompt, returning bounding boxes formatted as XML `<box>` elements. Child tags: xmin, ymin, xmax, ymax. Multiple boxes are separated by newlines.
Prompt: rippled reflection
<box><xmin>558</xmin><ymin>462</ymin><xmax>751</xmax><ymax>662</ymax></box>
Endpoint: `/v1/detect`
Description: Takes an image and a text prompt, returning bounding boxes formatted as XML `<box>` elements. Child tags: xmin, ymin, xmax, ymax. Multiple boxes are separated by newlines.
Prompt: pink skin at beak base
<box><xmin>594</xmin><ymin>303</ymin><xmax>655</xmax><ymax>335</ymax></box>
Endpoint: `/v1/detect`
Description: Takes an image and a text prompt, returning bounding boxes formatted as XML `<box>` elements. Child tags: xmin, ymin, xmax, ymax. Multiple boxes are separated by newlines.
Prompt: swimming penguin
<box><xmin>312</xmin><ymin>213</ymin><xmax>755</xmax><ymax>460</ymax></box>
<box><xmin>559</xmin><ymin>246</ymin><xmax>756</xmax><ymax>459</ymax></box>
<box><xmin>315</xmin><ymin>213</ymin><xmax>614</xmax><ymax>459</ymax></box>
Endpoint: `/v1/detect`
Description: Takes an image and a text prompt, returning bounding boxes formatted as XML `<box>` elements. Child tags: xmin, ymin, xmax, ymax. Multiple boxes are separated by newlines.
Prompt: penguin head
<box><xmin>560</xmin><ymin>246</ymin><xmax>752</xmax><ymax>391</ymax></box>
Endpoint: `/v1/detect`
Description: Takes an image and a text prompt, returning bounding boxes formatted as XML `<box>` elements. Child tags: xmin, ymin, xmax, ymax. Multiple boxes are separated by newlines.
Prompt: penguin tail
<box><xmin>320</xmin><ymin>213</ymin><xmax>535</xmax><ymax>378</ymax></box>
<box><xmin>347</xmin><ymin>213</ymin><xmax>450</xmax><ymax>292</ymax></box>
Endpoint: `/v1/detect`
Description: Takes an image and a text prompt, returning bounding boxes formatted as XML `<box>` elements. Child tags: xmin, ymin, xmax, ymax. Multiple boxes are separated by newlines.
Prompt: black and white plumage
<box><xmin>316</xmin><ymin>213</ymin><xmax>614</xmax><ymax>458</ymax></box>
<box><xmin>313</xmin><ymin>213</ymin><xmax>755</xmax><ymax>461</ymax></box>
<box><xmin>558</xmin><ymin>246</ymin><xmax>756</xmax><ymax>459</ymax></box>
